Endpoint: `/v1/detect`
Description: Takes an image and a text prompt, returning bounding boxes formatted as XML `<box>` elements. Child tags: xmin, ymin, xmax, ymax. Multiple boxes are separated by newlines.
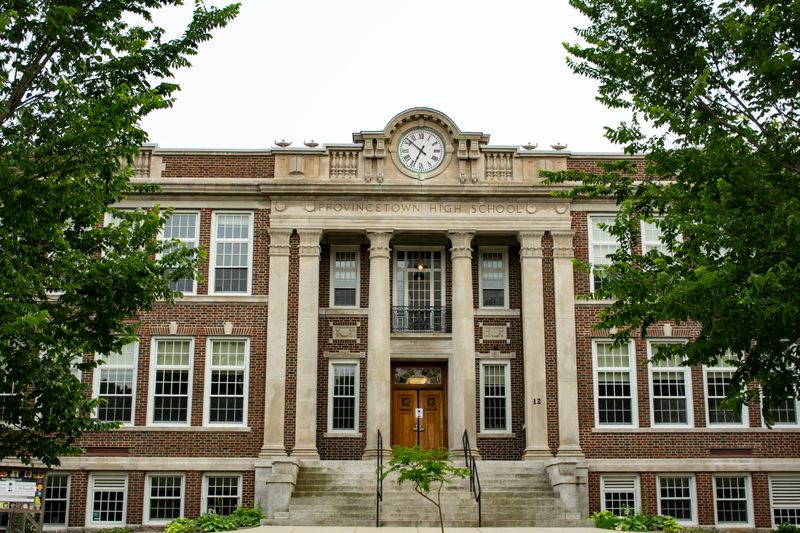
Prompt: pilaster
<box><xmin>261</xmin><ymin>228</ymin><xmax>293</xmax><ymax>457</ymax></box>
<box><xmin>448</xmin><ymin>231</ymin><xmax>479</xmax><ymax>456</ymax></box>
<box><xmin>292</xmin><ymin>229</ymin><xmax>323</xmax><ymax>459</ymax></box>
<box><xmin>552</xmin><ymin>230</ymin><xmax>583</xmax><ymax>457</ymax></box>
<box><xmin>518</xmin><ymin>231</ymin><xmax>551</xmax><ymax>458</ymax></box>
<box><xmin>363</xmin><ymin>230</ymin><xmax>393</xmax><ymax>458</ymax></box>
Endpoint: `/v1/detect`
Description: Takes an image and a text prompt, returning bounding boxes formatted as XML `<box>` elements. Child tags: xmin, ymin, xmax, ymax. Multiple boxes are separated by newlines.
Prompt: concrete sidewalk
<box><xmin>249</xmin><ymin>527</ymin><xmax>599</xmax><ymax>533</ymax></box>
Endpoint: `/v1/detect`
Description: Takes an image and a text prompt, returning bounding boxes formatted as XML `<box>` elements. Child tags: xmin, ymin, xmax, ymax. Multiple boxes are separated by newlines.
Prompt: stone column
<box><xmin>292</xmin><ymin>229</ymin><xmax>323</xmax><ymax>460</ymax></box>
<box><xmin>518</xmin><ymin>231</ymin><xmax>551</xmax><ymax>458</ymax></box>
<box><xmin>552</xmin><ymin>231</ymin><xmax>583</xmax><ymax>457</ymax></box>
<box><xmin>261</xmin><ymin>228</ymin><xmax>293</xmax><ymax>457</ymax></box>
<box><xmin>448</xmin><ymin>231</ymin><xmax>479</xmax><ymax>455</ymax></box>
<box><xmin>363</xmin><ymin>230</ymin><xmax>393</xmax><ymax>458</ymax></box>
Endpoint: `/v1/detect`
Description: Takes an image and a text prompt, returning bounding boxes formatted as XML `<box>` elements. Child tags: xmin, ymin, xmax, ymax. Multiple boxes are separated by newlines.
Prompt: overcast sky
<box><xmin>140</xmin><ymin>1</ymin><xmax>633</xmax><ymax>152</ymax></box>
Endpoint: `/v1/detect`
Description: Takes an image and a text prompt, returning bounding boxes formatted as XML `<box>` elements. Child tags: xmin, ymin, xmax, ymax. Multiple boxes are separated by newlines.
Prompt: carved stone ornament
<box><xmin>448</xmin><ymin>231</ymin><xmax>475</xmax><ymax>259</ymax></box>
<box><xmin>367</xmin><ymin>231</ymin><xmax>392</xmax><ymax>259</ymax></box>
<box><xmin>297</xmin><ymin>229</ymin><xmax>322</xmax><ymax>257</ymax></box>
<box><xmin>268</xmin><ymin>228</ymin><xmax>292</xmax><ymax>257</ymax></box>
<box><xmin>552</xmin><ymin>231</ymin><xmax>575</xmax><ymax>259</ymax></box>
<box><xmin>330</xmin><ymin>322</ymin><xmax>360</xmax><ymax>343</ymax></box>
<box><xmin>518</xmin><ymin>231</ymin><xmax>545</xmax><ymax>259</ymax></box>
<box><xmin>481</xmin><ymin>324</ymin><xmax>509</xmax><ymax>343</ymax></box>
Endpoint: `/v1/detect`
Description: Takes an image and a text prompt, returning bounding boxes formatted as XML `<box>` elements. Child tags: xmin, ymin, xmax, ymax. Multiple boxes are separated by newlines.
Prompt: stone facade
<box><xmin>6</xmin><ymin>108</ymin><xmax>799</xmax><ymax>530</ymax></box>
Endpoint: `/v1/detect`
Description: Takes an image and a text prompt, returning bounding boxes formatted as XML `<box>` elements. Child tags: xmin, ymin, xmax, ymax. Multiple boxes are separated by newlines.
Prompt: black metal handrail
<box><xmin>376</xmin><ymin>429</ymin><xmax>383</xmax><ymax>527</ymax></box>
<box><xmin>462</xmin><ymin>430</ymin><xmax>482</xmax><ymax>527</ymax></box>
<box><xmin>391</xmin><ymin>306</ymin><xmax>451</xmax><ymax>333</ymax></box>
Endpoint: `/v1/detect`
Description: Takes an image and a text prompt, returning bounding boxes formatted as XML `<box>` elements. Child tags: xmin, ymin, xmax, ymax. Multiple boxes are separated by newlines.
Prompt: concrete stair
<box><xmin>262</xmin><ymin>459</ymin><xmax>590</xmax><ymax>527</ymax></box>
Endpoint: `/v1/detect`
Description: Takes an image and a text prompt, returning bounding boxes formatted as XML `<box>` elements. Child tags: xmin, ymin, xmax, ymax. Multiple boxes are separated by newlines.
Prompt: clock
<box><xmin>397</xmin><ymin>127</ymin><xmax>446</xmax><ymax>173</ymax></box>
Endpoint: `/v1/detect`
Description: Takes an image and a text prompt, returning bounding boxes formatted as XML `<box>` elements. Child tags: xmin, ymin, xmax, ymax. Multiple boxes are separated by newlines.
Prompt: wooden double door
<box><xmin>391</xmin><ymin>363</ymin><xmax>447</xmax><ymax>449</ymax></box>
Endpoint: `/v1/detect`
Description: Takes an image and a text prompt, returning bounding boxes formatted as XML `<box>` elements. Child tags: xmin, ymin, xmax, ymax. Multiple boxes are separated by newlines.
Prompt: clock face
<box><xmin>397</xmin><ymin>127</ymin><xmax>446</xmax><ymax>173</ymax></box>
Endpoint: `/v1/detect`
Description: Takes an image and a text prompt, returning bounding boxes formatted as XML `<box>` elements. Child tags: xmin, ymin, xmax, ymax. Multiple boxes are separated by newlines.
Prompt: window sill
<box><xmin>175</xmin><ymin>295</ymin><xmax>267</xmax><ymax>304</ymax></box>
<box><xmin>324</xmin><ymin>432</ymin><xmax>363</xmax><ymax>438</ymax></box>
<box><xmin>114</xmin><ymin>426</ymin><xmax>252</xmax><ymax>432</ymax></box>
<box><xmin>478</xmin><ymin>432</ymin><xmax>516</xmax><ymax>438</ymax></box>
<box><xmin>575</xmin><ymin>298</ymin><xmax>616</xmax><ymax>306</ymax></box>
<box><xmin>592</xmin><ymin>427</ymin><xmax>775</xmax><ymax>433</ymax></box>
<box><xmin>475</xmin><ymin>308</ymin><xmax>519</xmax><ymax>317</ymax></box>
<box><xmin>320</xmin><ymin>308</ymin><xmax>369</xmax><ymax>316</ymax></box>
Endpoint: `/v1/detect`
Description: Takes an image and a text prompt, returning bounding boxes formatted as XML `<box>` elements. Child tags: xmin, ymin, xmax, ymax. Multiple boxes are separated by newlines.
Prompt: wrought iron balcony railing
<box><xmin>391</xmin><ymin>306</ymin><xmax>451</xmax><ymax>333</ymax></box>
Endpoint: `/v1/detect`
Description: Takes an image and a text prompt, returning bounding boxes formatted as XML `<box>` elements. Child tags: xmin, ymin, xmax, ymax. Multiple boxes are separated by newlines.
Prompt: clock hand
<box><xmin>410</xmin><ymin>141</ymin><xmax>427</xmax><ymax>156</ymax></box>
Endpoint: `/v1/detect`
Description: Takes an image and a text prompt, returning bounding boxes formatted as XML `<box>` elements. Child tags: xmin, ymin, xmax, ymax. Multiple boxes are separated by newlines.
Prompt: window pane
<box><xmin>483</xmin><ymin>364</ymin><xmax>508</xmax><ymax>430</ymax></box>
<box><xmin>153</xmin><ymin>340</ymin><xmax>191</xmax><ymax>423</ymax></box>
<box><xmin>659</xmin><ymin>477</ymin><xmax>693</xmax><ymax>522</ymax></box>
<box><xmin>206</xmin><ymin>476</ymin><xmax>240</xmax><ymax>516</ymax></box>
<box><xmin>149</xmin><ymin>476</ymin><xmax>182</xmax><ymax>521</ymax></box>
<box><xmin>43</xmin><ymin>474</ymin><xmax>69</xmax><ymax>525</ymax></box>
<box><xmin>481</xmin><ymin>251</ymin><xmax>505</xmax><ymax>307</ymax></box>
<box><xmin>331</xmin><ymin>364</ymin><xmax>356</xmax><ymax>430</ymax></box>
<box><xmin>715</xmin><ymin>477</ymin><xmax>749</xmax><ymax>523</ymax></box>
<box><xmin>707</xmin><ymin>371</ymin><xmax>742</xmax><ymax>424</ymax></box>
<box><xmin>214</xmin><ymin>214</ymin><xmax>251</xmax><ymax>293</ymax></box>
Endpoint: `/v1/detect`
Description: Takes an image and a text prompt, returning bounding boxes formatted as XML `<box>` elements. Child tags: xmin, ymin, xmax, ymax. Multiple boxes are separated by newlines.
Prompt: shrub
<box><xmin>164</xmin><ymin>506</ymin><xmax>264</xmax><ymax>533</ymax></box>
<box><xmin>590</xmin><ymin>508</ymin><xmax>683</xmax><ymax>532</ymax></box>
<box><xmin>775</xmin><ymin>524</ymin><xmax>800</xmax><ymax>533</ymax></box>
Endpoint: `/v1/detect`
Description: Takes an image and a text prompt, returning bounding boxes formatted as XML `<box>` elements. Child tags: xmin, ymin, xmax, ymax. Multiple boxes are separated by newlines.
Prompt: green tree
<box><xmin>0</xmin><ymin>0</ymin><xmax>238</xmax><ymax>466</ymax></box>
<box><xmin>381</xmin><ymin>446</ymin><xmax>471</xmax><ymax>533</ymax></box>
<box><xmin>545</xmin><ymin>0</ymin><xmax>800</xmax><ymax>418</ymax></box>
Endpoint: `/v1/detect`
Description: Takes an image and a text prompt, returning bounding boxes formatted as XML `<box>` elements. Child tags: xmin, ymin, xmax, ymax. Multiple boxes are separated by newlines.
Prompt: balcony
<box><xmin>391</xmin><ymin>306</ymin><xmax>451</xmax><ymax>333</ymax></box>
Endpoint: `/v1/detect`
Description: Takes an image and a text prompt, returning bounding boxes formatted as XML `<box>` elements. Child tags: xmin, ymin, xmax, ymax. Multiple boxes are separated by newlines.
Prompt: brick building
<box><xmin>12</xmin><ymin>108</ymin><xmax>800</xmax><ymax>529</ymax></box>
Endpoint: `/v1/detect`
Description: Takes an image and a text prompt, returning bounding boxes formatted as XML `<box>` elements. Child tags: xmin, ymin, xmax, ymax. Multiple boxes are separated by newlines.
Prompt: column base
<box><xmin>362</xmin><ymin>446</ymin><xmax>392</xmax><ymax>460</ymax></box>
<box><xmin>523</xmin><ymin>447</ymin><xmax>554</xmax><ymax>459</ymax></box>
<box><xmin>450</xmin><ymin>446</ymin><xmax>481</xmax><ymax>460</ymax></box>
<box><xmin>556</xmin><ymin>446</ymin><xmax>585</xmax><ymax>458</ymax></box>
<box><xmin>290</xmin><ymin>448</ymin><xmax>320</xmax><ymax>461</ymax></box>
<box><xmin>259</xmin><ymin>445</ymin><xmax>287</xmax><ymax>458</ymax></box>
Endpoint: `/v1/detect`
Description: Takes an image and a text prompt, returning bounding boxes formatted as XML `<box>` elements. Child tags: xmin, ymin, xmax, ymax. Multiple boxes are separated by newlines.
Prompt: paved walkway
<box><xmin>248</xmin><ymin>526</ymin><xmax>598</xmax><ymax>533</ymax></box>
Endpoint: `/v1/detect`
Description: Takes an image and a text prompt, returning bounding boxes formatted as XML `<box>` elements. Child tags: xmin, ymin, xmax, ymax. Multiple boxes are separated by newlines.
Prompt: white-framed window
<box><xmin>43</xmin><ymin>473</ymin><xmax>70</xmax><ymax>527</ymax></box>
<box><xmin>330</xmin><ymin>246</ymin><xmax>360</xmax><ymax>307</ymax></box>
<box><xmin>768</xmin><ymin>397</ymin><xmax>800</xmax><ymax>426</ymax></box>
<box><xmin>145</xmin><ymin>474</ymin><xmax>184</xmax><ymax>524</ymax></box>
<box><xmin>202</xmin><ymin>474</ymin><xmax>242</xmax><ymax>516</ymax></box>
<box><xmin>149</xmin><ymin>338</ymin><xmax>193</xmax><ymax>426</ymax></box>
<box><xmin>594</xmin><ymin>340</ymin><xmax>637</xmax><ymax>427</ymax></box>
<box><xmin>328</xmin><ymin>360</ymin><xmax>359</xmax><ymax>433</ymax></box>
<box><xmin>770</xmin><ymin>475</ymin><xmax>800</xmax><ymax>526</ymax></box>
<box><xmin>205</xmin><ymin>339</ymin><xmax>249</xmax><ymax>426</ymax></box>
<box><xmin>480</xmin><ymin>361</ymin><xmax>511</xmax><ymax>433</ymax></box>
<box><xmin>589</xmin><ymin>215</ymin><xmax>619</xmax><ymax>293</ymax></box>
<box><xmin>479</xmin><ymin>247</ymin><xmax>508</xmax><ymax>308</ymax></box>
<box><xmin>94</xmin><ymin>342</ymin><xmax>138</xmax><ymax>424</ymax></box>
<box><xmin>648</xmin><ymin>342</ymin><xmax>693</xmax><ymax>427</ymax></box>
<box><xmin>641</xmin><ymin>218</ymin><xmax>670</xmax><ymax>255</ymax></box>
<box><xmin>87</xmin><ymin>473</ymin><xmax>127</xmax><ymax>526</ymax></box>
<box><xmin>600</xmin><ymin>475</ymin><xmax>639</xmax><ymax>515</ymax></box>
<box><xmin>657</xmin><ymin>475</ymin><xmax>697</xmax><ymax>525</ymax></box>
<box><xmin>714</xmin><ymin>475</ymin><xmax>753</xmax><ymax>526</ymax></box>
<box><xmin>704</xmin><ymin>361</ymin><xmax>747</xmax><ymax>427</ymax></box>
<box><xmin>159</xmin><ymin>211</ymin><xmax>200</xmax><ymax>294</ymax></box>
<box><xmin>211</xmin><ymin>212</ymin><xmax>253</xmax><ymax>295</ymax></box>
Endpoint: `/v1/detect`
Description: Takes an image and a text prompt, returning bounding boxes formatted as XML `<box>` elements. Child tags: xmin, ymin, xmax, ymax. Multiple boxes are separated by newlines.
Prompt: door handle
<box><xmin>413</xmin><ymin>425</ymin><xmax>425</xmax><ymax>432</ymax></box>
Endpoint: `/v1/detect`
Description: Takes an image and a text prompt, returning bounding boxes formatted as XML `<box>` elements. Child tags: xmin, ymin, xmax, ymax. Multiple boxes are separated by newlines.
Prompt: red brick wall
<box><xmin>567</xmin><ymin>158</ymin><xmax>646</xmax><ymax>179</ymax></box>
<box><xmin>590</xmin><ymin>470</ymin><xmax>774</xmax><ymax>527</ymax></box>
<box><xmin>316</xmin><ymin>243</ymin><xmax>370</xmax><ymax>459</ymax></box>
<box><xmin>162</xmin><ymin>154</ymin><xmax>274</xmax><ymax>178</ymax></box>
<box><xmin>79</xmin><ymin>302</ymin><xmax>266</xmax><ymax>456</ymax></box>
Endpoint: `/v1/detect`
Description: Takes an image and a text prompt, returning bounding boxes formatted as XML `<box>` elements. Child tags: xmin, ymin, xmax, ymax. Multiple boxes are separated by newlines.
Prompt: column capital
<box><xmin>268</xmin><ymin>228</ymin><xmax>293</xmax><ymax>257</ymax></box>
<box><xmin>552</xmin><ymin>230</ymin><xmax>575</xmax><ymax>259</ymax></box>
<box><xmin>366</xmin><ymin>230</ymin><xmax>392</xmax><ymax>259</ymax></box>
<box><xmin>448</xmin><ymin>231</ymin><xmax>475</xmax><ymax>259</ymax></box>
<box><xmin>517</xmin><ymin>231</ymin><xmax>545</xmax><ymax>259</ymax></box>
<box><xmin>297</xmin><ymin>229</ymin><xmax>322</xmax><ymax>257</ymax></box>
